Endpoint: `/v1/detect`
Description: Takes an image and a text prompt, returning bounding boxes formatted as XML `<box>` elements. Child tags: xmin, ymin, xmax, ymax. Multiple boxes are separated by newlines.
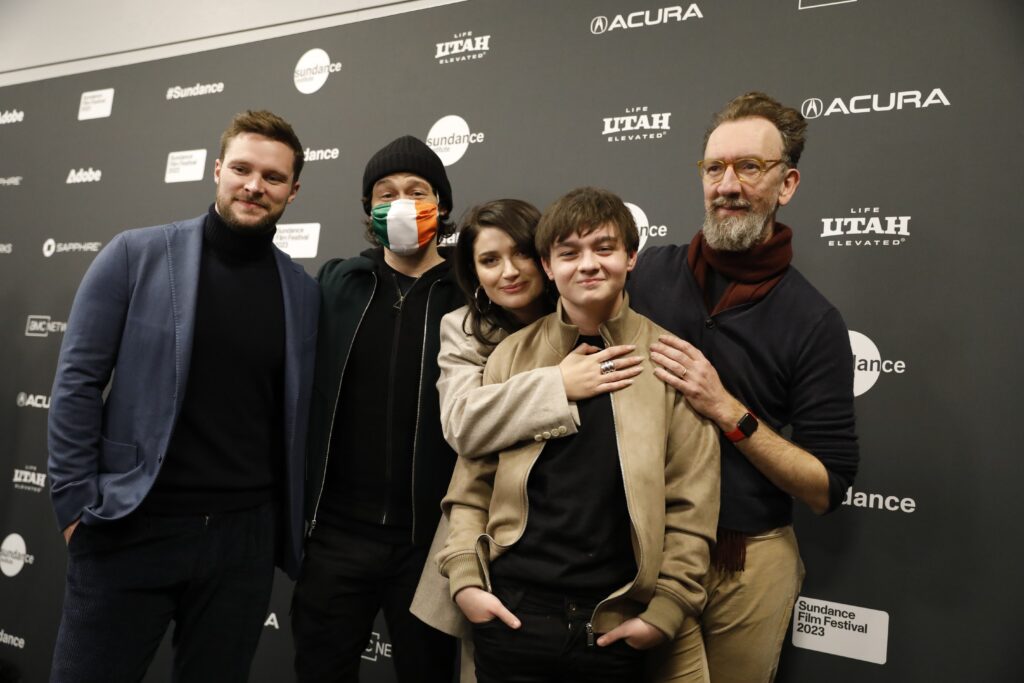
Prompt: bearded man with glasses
<box><xmin>627</xmin><ymin>92</ymin><xmax>859</xmax><ymax>683</ymax></box>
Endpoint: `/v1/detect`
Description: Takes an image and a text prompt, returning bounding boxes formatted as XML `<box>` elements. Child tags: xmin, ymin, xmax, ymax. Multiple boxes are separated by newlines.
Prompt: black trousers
<box><xmin>472</xmin><ymin>582</ymin><xmax>646</xmax><ymax>683</ymax></box>
<box><xmin>49</xmin><ymin>502</ymin><xmax>277</xmax><ymax>683</ymax></box>
<box><xmin>291</xmin><ymin>524</ymin><xmax>456</xmax><ymax>683</ymax></box>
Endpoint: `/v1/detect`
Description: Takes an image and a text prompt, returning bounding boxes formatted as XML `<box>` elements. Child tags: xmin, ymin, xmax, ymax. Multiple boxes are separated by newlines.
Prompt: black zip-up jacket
<box><xmin>306</xmin><ymin>247</ymin><xmax>463</xmax><ymax>544</ymax></box>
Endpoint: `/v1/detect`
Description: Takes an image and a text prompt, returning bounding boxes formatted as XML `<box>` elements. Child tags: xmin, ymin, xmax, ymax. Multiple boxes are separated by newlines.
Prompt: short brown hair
<box><xmin>535</xmin><ymin>187</ymin><xmax>639</xmax><ymax>258</ymax></box>
<box><xmin>219</xmin><ymin>110</ymin><xmax>305</xmax><ymax>181</ymax></box>
<box><xmin>704</xmin><ymin>92</ymin><xmax>808</xmax><ymax>167</ymax></box>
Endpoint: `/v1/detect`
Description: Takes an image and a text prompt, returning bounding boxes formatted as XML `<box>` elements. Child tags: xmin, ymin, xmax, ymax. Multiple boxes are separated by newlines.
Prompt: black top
<box><xmin>628</xmin><ymin>242</ymin><xmax>859</xmax><ymax>532</ymax></box>
<box><xmin>143</xmin><ymin>205</ymin><xmax>285</xmax><ymax>515</ymax></box>
<box><xmin>317</xmin><ymin>250</ymin><xmax>451</xmax><ymax>543</ymax></box>
<box><xmin>492</xmin><ymin>335</ymin><xmax>636</xmax><ymax>595</ymax></box>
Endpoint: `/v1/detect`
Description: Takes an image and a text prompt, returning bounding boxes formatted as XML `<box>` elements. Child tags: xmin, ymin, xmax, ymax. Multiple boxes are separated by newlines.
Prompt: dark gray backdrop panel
<box><xmin>1</xmin><ymin>1</ymin><xmax>1021</xmax><ymax>681</ymax></box>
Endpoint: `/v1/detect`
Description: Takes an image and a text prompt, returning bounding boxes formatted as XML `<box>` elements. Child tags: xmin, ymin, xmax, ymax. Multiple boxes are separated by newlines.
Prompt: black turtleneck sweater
<box><xmin>141</xmin><ymin>206</ymin><xmax>286</xmax><ymax>515</ymax></box>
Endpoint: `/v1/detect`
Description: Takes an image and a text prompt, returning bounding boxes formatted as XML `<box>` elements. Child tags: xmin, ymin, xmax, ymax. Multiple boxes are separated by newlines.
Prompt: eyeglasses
<box><xmin>697</xmin><ymin>158</ymin><xmax>786</xmax><ymax>184</ymax></box>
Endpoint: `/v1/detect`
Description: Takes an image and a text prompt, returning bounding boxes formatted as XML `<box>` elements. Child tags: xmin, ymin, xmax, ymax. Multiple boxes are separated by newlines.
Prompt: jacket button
<box><xmin>557</xmin><ymin>426</ymin><xmax>567</xmax><ymax>435</ymax></box>
<box><xmin>542</xmin><ymin>431</ymin><xmax>552</xmax><ymax>439</ymax></box>
<box><xmin>704</xmin><ymin>318</ymin><xmax>716</xmax><ymax>329</ymax></box>
<box><xmin>534</xmin><ymin>434</ymin><xmax>543</xmax><ymax>442</ymax></box>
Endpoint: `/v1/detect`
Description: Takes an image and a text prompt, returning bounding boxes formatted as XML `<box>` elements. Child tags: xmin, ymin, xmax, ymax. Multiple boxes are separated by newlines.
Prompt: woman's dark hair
<box><xmin>453</xmin><ymin>198</ymin><xmax>553</xmax><ymax>346</ymax></box>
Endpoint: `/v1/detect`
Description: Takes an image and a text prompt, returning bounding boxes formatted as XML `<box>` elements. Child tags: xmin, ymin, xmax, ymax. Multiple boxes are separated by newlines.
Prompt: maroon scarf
<box><xmin>688</xmin><ymin>224</ymin><xmax>793</xmax><ymax>571</ymax></box>
<box><xmin>687</xmin><ymin>224</ymin><xmax>793</xmax><ymax>315</ymax></box>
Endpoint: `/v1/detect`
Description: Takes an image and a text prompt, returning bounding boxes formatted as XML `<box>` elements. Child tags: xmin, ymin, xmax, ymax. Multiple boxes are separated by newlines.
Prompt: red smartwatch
<box><xmin>724</xmin><ymin>412</ymin><xmax>758</xmax><ymax>443</ymax></box>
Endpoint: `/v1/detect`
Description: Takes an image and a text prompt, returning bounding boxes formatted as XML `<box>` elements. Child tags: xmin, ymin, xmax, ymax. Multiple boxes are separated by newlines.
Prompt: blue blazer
<box><xmin>47</xmin><ymin>215</ymin><xmax>319</xmax><ymax>578</ymax></box>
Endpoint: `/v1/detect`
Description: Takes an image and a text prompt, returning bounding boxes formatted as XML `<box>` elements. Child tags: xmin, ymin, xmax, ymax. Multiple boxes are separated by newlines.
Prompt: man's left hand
<box><xmin>595</xmin><ymin>617</ymin><xmax>666</xmax><ymax>650</ymax></box>
<box><xmin>650</xmin><ymin>334</ymin><xmax>743</xmax><ymax>430</ymax></box>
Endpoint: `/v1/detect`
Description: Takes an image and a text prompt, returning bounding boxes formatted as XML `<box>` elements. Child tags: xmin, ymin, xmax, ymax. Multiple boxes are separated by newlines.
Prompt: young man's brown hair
<box><xmin>219</xmin><ymin>109</ymin><xmax>305</xmax><ymax>181</ymax></box>
<box><xmin>534</xmin><ymin>186</ymin><xmax>640</xmax><ymax>258</ymax></box>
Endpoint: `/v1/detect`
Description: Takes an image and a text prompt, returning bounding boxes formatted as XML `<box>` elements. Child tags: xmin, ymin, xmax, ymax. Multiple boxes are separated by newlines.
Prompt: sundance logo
<box><xmin>591</xmin><ymin>4</ymin><xmax>703</xmax><ymax>34</ymax></box>
<box><xmin>12</xmin><ymin>466</ymin><xmax>46</xmax><ymax>494</ymax></box>
<box><xmin>626</xmin><ymin>203</ymin><xmax>669</xmax><ymax>252</ymax></box>
<box><xmin>821</xmin><ymin>207</ymin><xmax>910</xmax><ymax>247</ymax></box>
<box><xmin>849</xmin><ymin>331</ymin><xmax>905</xmax><ymax>397</ymax></box>
<box><xmin>166</xmin><ymin>81</ymin><xmax>225</xmax><ymax>100</ymax></box>
<box><xmin>843</xmin><ymin>486</ymin><xmax>916</xmax><ymax>513</ymax></box>
<box><xmin>435</xmin><ymin>31</ymin><xmax>491</xmax><ymax>64</ymax></box>
<box><xmin>42</xmin><ymin>238</ymin><xmax>102</xmax><ymax>257</ymax></box>
<box><xmin>0</xmin><ymin>176</ymin><xmax>23</xmax><ymax>186</ymax></box>
<box><xmin>0</xmin><ymin>534</ymin><xmax>34</xmax><ymax>578</ymax></box>
<box><xmin>304</xmin><ymin>147</ymin><xmax>339</xmax><ymax>162</ymax></box>
<box><xmin>66</xmin><ymin>167</ymin><xmax>102</xmax><ymax>183</ymax></box>
<box><xmin>426</xmin><ymin>115</ymin><xmax>485</xmax><ymax>166</ymax></box>
<box><xmin>293</xmin><ymin>48</ymin><xmax>342</xmax><ymax>94</ymax></box>
<box><xmin>801</xmin><ymin>88</ymin><xmax>949</xmax><ymax>119</ymax></box>
<box><xmin>0</xmin><ymin>109</ymin><xmax>25</xmax><ymax>124</ymax></box>
<box><xmin>25</xmin><ymin>315</ymin><xmax>66</xmax><ymax>337</ymax></box>
<box><xmin>16</xmin><ymin>393</ymin><xmax>50</xmax><ymax>409</ymax></box>
<box><xmin>603</xmin><ymin>106</ymin><xmax>671</xmax><ymax>142</ymax></box>
<box><xmin>0</xmin><ymin>628</ymin><xmax>26</xmax><ymax>650</ymax></box>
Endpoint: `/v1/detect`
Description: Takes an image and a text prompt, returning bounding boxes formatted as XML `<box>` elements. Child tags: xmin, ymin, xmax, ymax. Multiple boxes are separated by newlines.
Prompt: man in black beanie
<box><xmin>293</xmin><ymin>135</ymin><xmax>461</xmax><ymax>682</ymax></box>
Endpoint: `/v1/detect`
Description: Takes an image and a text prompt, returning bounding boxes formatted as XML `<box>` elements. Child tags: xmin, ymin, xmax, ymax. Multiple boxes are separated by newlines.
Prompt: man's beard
<box><xmin>216</xmin><ymin>196</ymin><xmax>282</xmax><ymax>233</ymax></box>
<box><xmin>702</xmin><ymin>196</ymin><xmax>775</xmax><ymax>252</ymax></box>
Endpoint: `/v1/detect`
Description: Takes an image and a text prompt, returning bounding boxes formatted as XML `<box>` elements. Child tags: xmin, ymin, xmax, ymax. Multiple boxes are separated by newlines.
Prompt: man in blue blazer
<box><xmin>47</xmin><ymin>110</ymin><xmax>319</xmax><ymax>683</ymax></box>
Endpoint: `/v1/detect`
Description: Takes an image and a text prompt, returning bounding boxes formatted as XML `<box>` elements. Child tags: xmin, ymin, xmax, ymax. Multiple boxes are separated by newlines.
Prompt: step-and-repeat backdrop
<box><xmin>1</xmin><ymin>0</ymin><xmax>1020</xmax><ymax>680</ymax></box>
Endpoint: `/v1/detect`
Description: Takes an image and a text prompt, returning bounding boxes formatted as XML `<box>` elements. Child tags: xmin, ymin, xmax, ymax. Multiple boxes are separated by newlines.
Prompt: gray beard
<box><xmin>702</xmin><ymin>202</ymin><xmax>774</xmax><ymax>252</ymax></box>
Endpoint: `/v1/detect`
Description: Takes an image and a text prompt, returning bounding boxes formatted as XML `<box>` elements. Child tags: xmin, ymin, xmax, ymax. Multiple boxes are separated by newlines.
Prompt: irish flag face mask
<box><xmin>370</xmin><ymin>199</ymin><xmax>439</xmax><ymax>255</ymax></box>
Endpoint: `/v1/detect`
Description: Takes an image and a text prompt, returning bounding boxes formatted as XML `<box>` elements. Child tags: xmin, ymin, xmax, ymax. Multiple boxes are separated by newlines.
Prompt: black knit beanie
<box><xmin>361</xmin><ymin>135</ymin><xmax>453</xmax><ymax>215</ymax></box>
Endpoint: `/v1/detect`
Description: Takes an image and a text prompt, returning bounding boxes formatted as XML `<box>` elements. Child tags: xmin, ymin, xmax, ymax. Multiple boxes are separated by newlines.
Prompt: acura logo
<box><xmin>591</xmin><ymin>16</ymin><xmax>609</xmax><ymax>34</ymax></box>
<box><xmin>801</xmin><ymin>98</ymin><xmax>823</xmax><ymax>119</ymax></box>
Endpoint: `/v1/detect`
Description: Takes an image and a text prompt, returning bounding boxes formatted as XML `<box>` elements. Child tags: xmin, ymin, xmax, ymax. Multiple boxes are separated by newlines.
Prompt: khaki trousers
<box><xmin>702</xmin><ymin>525</ymin><xmax>805</xmax><ymax>683</ymax></box>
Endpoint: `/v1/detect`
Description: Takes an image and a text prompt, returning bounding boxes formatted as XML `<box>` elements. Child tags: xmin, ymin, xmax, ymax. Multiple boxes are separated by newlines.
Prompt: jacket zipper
<box><xmin>409</xmin><ymin>279</ymin><xmax>439</xmax><ymax>542</ymax></box>
<box><xmin>383</xmin><ymin>273</ymin><xmax>419</xmax><ymax>524</ymax></box>
<box><xmin>308</xmin><ymin>272</ymin><xmax>378</xmax><ymax>537</ymax></box>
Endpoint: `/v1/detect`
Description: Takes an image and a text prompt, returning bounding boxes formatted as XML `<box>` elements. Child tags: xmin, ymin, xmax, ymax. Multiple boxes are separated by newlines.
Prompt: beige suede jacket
<box><xmin>439</xmin><ymin>299</ymin><xmax>720</xmax><ymax>638</ymax></box>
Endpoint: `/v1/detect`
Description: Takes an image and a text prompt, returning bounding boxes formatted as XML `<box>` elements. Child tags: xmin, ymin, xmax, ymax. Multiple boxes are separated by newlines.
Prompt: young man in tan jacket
<box><xmin>439</xmin><ymin>187</ymin><xmax>720</xmax><ymax>683</ymax></box>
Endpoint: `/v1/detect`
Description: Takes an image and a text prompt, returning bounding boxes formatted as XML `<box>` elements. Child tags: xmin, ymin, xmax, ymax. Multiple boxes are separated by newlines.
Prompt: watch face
<box><xmin>738</xmin><ymin>413</ymin><xmax>758</xmax><ymax>437</ymax></box>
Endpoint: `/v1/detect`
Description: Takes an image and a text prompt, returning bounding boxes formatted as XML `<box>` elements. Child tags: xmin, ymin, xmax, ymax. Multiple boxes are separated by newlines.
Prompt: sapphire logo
<box><xmin>802</xmin><ymin>88</ymin><xmax>949</xmax><ymax>119</ymax></box>
<box><xmin>603</xmin><ymin>106</ymin><xmax>671</xmax><ymax>142</ymax></box>
<box><xmin>849</xmin><ymin>331</ymin><xmax>906</xmax><ymax>396</ymax></box>
<box><xmin>25</xmin><ymin>315</ymin><xmax>66</xmax><ymax>337</ymax></box>
<box><xmin>426</xmin><ymin>115</ymin><xmax>485</xmax><ymax>166</ymax></box>
<box><xmin>820</xmin><ymin>207</ymin><xmax>910</xmax><ymax>247</ymax></box>
<box><xmin>293</xmin><ymin>49</ymin><xmax>342</xmax><ymax>94</ymax></box>
<box><xmin>0</xmin><ymin>109</ymin><xmax>25</xmax><ymax>125</ymax></box>
<box><xmin>435</xmin><ymin>31</ymin><xmax>491</xmax><ymax>64</ymax></box>
<box><xmin>42</xmin><ymin>238</ymin><xmax>101</xmax><ymax>257</ymax></box>
<box><xmin>12</xmin><ymin>466</ymin><xmax>46</xmax><ymax>494</ymax></box>
<box><xmin>625</xmin><ymin>203</ymin><xmax>669</xmax><ymax>251</ymax></box>
<box><xmin>590</xmin><ymin>4</ymin><xmax>703</xmax><ymax>34</ymax></box>
<box><xmin>0</xmin><ymin>534</ymin><xmax>34</xmax><ymax>578</ymax></box>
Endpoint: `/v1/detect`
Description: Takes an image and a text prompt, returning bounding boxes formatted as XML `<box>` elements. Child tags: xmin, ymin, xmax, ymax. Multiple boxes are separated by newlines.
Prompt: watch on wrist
<box><xmin>724</xmin><ymin>412</ymin><xmax>758</xmax><ymax>443</ymax></box>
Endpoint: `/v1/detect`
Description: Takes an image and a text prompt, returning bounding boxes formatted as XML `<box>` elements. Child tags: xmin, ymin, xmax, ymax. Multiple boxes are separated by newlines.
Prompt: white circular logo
<box><xmin>42</xmin><ymin>238</ymin><xmax>56</xmax><ymax>257</ymax></box>
<box><xmin>591</xmin><ymin>16</ymin><xmax>609</xmax><ymax>34</ymax></box>
<box><xmin>1</xmin><ymin>533</ymin><xmax>27</xmax><ymax>577</ymax></box>
<box><xmin>293</xmin><ymin>49</ymin><xmax>334</xmax><ymax>94</ymax></box>
<box><xmin>626</xmin><ymin>203</ymin><xmax>651</xmax><ymax>251</ymax></box>
<box><xmin>426</xmin><ymin>115</ymin><xmax>472</xmax><ymax>166</ymax></box>
<box><xmin>16</xmin><ymin>392</ymin><xmax>26</xmax><ymax>407</ymax></box>
<box><xmin>801</xmin><ymin>98</ymin><xmax>824</xmax><ymax>119</ymax></box>
<box><xmin>849</xmin><ymin>330</ymin><xmax>880</xmax><ymax>396</ymax></box>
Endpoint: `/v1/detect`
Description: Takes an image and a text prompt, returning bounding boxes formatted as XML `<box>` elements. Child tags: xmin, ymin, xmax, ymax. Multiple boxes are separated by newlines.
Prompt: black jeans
<box><xmin>49</xmin><ymin>502</ymin><xmax>277</xmax><ymax>683</ymax></box>
<box><xmin>291</xmin><ymin>524</ymin><xmax>456</xmax><ymax>683</ymax></box>
<box><xmin>472</xmin><ymin>582</ymin><xmax>646</xmax><ymax>683</ymax></box>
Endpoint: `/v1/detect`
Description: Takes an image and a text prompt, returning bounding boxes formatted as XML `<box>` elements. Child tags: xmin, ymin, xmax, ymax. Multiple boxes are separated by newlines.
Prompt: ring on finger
<box><xmin>600</xmin><ymin>360</ymin><xmax>615</xmax><ymax>375</ymax></box>
<box><xmin>679</xmin><ymin>367</ymin><xmax>688</xmax><ymax>378</ymax></box>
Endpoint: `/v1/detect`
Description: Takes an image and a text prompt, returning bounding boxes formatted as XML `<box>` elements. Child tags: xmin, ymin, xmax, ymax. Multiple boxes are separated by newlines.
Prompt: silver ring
<box><xmin>600</xmin><ymin>360</ymin><xmax>615</xmax><ymax>375</ymax></box>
